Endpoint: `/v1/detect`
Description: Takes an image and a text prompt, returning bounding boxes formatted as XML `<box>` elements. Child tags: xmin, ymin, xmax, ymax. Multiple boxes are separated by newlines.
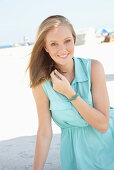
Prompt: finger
<box><xmin>54</xmin><ymin>69</ymin><xmax>63</xmax><ymax>80</ymax></box>
<box><xmin>50</xmin><ymin>71</ymin><xmax>57</xmax><ymax>81</ymax></box>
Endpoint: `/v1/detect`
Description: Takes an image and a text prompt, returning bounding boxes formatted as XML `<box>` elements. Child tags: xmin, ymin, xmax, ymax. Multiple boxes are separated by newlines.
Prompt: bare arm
<box><xmin>32</xmin><ymin>83</ymin><xmax>53</xmax><ymax>170</ymax></box>
<box><xmin>65</xmin><ymin>59</ymin><xmax>110</xmax><ymax>133</ymax></box>
<box><xmin>50</xmin><ymin>60</ymin><xmax>110</xmax><ymax>134</ymax></box>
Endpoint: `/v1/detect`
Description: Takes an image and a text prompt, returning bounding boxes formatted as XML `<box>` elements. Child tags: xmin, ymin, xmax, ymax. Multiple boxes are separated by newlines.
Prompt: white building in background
<box><xmin>75</xmin><ymin>28</ymin><xmax>96</xmax><ymax>45</ymax></box>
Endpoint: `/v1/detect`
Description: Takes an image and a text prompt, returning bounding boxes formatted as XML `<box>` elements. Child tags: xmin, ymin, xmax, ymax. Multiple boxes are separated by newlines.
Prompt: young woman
<box><xmin>27</xmin><ymin>15</ymin><xmax>114</xmax><ymax>170</ymax></box>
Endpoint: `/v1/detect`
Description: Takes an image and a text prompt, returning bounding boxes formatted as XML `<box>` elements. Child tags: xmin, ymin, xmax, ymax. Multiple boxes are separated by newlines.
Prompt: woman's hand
<box><xmin>50</xmin><ymin>69</ymin><xmax>74</xmax><ymax>97</ymax></box>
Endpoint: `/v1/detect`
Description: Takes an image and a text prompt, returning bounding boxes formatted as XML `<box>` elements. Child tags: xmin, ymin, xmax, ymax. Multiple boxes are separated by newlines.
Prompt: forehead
<box><xmin>45</xmin><ymin>25</ymin><xmax>72</xmax><ymax>42</ymax></box>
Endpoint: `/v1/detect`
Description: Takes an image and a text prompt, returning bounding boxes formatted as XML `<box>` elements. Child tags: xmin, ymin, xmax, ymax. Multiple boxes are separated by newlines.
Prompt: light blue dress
<box><xmin>41</xmin><ymin>57</ymin><xmax>114</xmax><ymax>170</ymax></box>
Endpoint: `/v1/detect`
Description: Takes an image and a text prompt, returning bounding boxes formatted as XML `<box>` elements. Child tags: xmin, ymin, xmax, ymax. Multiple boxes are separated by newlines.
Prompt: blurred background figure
<box><xmin>24</xmin><ymin>36</ymin><xmax>30</xmax><ymax>46</ymax></box>
<box><xmin>103</xmin><ymin>33</ymin><xmax>110</xmax><ymax>43</ymax></box>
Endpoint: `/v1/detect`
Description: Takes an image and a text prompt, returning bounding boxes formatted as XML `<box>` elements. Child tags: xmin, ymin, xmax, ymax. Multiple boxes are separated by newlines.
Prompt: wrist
<box><xmin>65</xmin><ymin>87</ymin><xmax>76</xmax><ymax>99</ymax></box>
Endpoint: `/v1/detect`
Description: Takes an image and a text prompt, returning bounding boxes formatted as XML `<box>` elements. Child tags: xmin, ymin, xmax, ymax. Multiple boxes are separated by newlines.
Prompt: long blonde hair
<box><xmin>26</xmin><ymin>15</ymin><xmax>76</xmax><ymax>88</ymax></box>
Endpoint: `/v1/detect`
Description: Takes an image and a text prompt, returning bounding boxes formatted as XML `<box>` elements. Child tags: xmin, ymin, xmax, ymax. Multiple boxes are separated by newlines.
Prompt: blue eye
<box><xmin>65</xmin><ymin>39</ymin><xmax>71</xmax><ymax>43</ymax></box>
<box><xmin>51</xmin><ymin>43</ymin><xmax>56</xmax><ymax>46</ymax></box>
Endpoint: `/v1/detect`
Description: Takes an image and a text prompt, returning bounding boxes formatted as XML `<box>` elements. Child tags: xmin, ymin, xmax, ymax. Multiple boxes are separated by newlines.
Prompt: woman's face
<box><xmin>45</xmin><ymin>25</ymin><xmax>75</xmax><ymax>66</ymax></box>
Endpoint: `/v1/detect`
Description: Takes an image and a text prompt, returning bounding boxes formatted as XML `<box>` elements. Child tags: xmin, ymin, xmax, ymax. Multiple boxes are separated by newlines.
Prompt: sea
<box><xmin>0</xmin><ymin>42</ymin><xmax>34</xmax><ymax>49</ymax></box>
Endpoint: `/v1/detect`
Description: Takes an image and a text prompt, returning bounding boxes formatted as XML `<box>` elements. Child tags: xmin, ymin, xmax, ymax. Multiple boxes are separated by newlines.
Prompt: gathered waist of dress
<box><xmin>61</xmin><ymin>124</ymin><xmax>89</xmax><ymax>131</ymax></box>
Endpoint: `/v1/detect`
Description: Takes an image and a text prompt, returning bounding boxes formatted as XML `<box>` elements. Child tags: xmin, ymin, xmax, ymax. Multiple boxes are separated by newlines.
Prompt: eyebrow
<box><xmin>49</xmin><ymin>37</ymin><xmax>72</xmax><ymax>43</ymax></box>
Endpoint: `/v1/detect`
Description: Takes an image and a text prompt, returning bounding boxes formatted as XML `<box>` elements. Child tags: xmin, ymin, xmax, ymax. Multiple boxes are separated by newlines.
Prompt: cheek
<box><xmin>67</xmin><ymin>43</ymin><xmax>74</xmax><ymax>52</ymax></box>
<box><xmin>45</xmin><ymin>46</ymin><xmax>53</xmax><ymax>54</ymax></box>
<box><xmin>47</xmin><ymin>48</ymin><xmax>57</xmax><ymax>59</ymax></box>
<box><xmin>49</xmin><ymin>48</ymin><xmax>57</xmax><ymax>55</ymax></box>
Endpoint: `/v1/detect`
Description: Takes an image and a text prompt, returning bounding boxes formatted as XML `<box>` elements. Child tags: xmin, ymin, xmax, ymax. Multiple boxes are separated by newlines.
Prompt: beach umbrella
<box><xmin>96</xmin><ymin>28</ymin><xmax>108</xmax><ymax>35</ymax></box>
<box><xmin>108</xmin><ymin>31</ymin><xmax>114</xmax><ymax>35</ymax></box>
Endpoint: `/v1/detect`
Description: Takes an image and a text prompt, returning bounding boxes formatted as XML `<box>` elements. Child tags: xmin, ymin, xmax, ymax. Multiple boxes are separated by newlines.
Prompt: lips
<box><xmin>57</xmin><ymin>54</ymin><xmax>69</xmax><ymax>58</ymax></box>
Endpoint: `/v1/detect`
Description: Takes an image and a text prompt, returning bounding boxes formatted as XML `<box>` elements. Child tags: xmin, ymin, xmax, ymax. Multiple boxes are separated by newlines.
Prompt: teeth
<box><xmin>59</xmin><ymin>54</ymin><xmax>68</xmax><ymax>58</ymax></box>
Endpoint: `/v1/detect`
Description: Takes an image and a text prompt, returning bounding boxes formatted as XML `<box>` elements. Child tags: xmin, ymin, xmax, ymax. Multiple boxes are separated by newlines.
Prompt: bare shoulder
<box><xmin>91</xmin><ymin>59</ymin><xmax>104</xmax><ymax>72</ymax></box>
<box><xmin>91</xmin><ymin>59</ymin><xmax>105</xmax><ymax>84</ymax></box>
<box><xmin>32</xmin><ymin>83</ymin><xmax>49</xmax><ymax>104</ymax></box>
<box><xmin>32</xmin><ymin>83</ymin><xmax>52</xmax><ymax>137</ymax></box>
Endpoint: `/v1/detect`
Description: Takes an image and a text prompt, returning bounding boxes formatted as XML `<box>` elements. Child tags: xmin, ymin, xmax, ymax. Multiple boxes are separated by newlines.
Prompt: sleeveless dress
<box><xmin>41</xmin><ymin>57</ymin><xmax>114</xmax><ymax>170</ymax></box>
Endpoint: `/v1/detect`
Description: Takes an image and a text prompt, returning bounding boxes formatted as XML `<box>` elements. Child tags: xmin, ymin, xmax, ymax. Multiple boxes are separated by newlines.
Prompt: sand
<box><xmin>0</xmin><ymin>134</ymin><xmax>61</xmax><ymax>170</ymax></box>
<box><xmin>0</xmin><ymin>42</ymin><xmax>114</xmax><ymax>169</ymax></box>
<box><xmin>0</xmin><ymin>43</ymin><xmax>114</xmax><ymax>140</ymax></box>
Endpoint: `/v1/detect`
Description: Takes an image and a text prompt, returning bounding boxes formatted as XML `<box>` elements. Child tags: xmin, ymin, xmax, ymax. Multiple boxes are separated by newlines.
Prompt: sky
<box><xmin>0</xmin><ymin>0</ymin><xmax>114</xmax><ymax>46</ymax></box>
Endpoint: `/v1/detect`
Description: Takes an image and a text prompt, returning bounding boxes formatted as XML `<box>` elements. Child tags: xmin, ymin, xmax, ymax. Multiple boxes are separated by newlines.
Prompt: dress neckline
<box><xmin>70</xmin><ymin>57</ymin><xmax>76</xmax><ymax>85</ymax></box>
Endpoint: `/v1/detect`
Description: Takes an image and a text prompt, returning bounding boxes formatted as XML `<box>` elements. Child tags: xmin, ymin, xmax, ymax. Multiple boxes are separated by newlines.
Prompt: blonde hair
<box><xmin>26</xmin><ymin>15</ymin><xmax>76</xmax><ymax>88</ymax></box>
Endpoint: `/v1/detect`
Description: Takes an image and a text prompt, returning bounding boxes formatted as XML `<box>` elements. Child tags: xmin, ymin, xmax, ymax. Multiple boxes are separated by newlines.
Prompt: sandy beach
<box><xmin>0</xmin><ymin>43</ymin><xmax>114</xmax><ymax>169</ymax></box>
<box><xmin>0</xmin><ymin>43</ymin><xmax>114</xmax><ymax>141</ymax></box>
<box><xmin>0</xmin><ymin>42</ymin><xmax>114</xmax><ymax>141</ymax></box>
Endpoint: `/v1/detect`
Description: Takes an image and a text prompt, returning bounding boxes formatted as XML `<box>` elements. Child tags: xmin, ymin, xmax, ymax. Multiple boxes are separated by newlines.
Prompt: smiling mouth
<box><xmin>57</xmin><ymin>54</ymin><xmax>69</xmax><ymax>58</ymax></box>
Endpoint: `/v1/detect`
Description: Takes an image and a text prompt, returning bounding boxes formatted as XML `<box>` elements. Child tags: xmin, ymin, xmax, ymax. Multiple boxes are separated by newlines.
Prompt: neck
<box><xmin>56</xmin><ymin>58</ymin><xmax>74</xmax><ymax>76</ymax></box>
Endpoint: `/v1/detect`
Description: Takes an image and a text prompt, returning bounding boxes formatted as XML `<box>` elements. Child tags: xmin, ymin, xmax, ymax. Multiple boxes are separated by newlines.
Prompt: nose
<box><xmin>58</xmin><ymin>44</ymin><xmax>66</xmax><ymax>52</ymax></box>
